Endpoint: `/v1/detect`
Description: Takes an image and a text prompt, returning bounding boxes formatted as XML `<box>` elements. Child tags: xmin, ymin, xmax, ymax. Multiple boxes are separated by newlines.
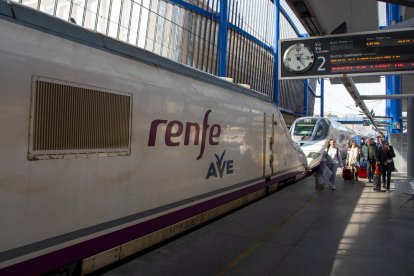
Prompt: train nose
<box><xmin>307</xmin><ymin>158</ymin><xmax>317</xmax><ymax>169</ymax></box>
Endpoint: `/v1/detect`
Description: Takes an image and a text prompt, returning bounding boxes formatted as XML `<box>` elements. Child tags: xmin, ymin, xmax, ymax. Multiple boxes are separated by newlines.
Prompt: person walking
<box><xmin>376</xmin><ymin>136</ymin><xmax>385</xmax><ymax>150</ymax></box>
<box><xmin>359</xmin><ymin>138</ymin><xmax>368</xmax><ymax>162</ymax></box>
<box><xmin>366</xmin><ymin>138</ymin><xmax>377</xmax><ymax>183</ymax></box>
<box><xmin>326</xmin><ymin>139</ymin><xmax>343</xmax><ymax>190</ymax></box>
<box><xmin>346</xmin><ymin>141</ymin><xmax>359</xmax><ymax>184</ymax></box>
<box><xmin>376</xmin><ymin>141</ymin><xmax>396</xmax><ymax>192</ymax></box>
<box><xmin>359</xmin><ymin>137</ymin><xmax>368</xmax><ymax>177</ymax></box>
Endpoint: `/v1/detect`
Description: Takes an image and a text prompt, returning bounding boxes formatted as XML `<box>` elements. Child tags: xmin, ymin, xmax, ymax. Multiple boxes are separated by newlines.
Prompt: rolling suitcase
<box><xmin>342</xmin><ymin>166</ymin><xmax>352</xmax><ymax>181</ymax></box>
<box><xmin>373</xmin><ymin>162</ymin><xmax>381</xmax><ymax>191</ymax></box>
<box><xmin>358</xmin><ymin>166</ymin><xmax>367</xmax><ymax>178</ymax></box>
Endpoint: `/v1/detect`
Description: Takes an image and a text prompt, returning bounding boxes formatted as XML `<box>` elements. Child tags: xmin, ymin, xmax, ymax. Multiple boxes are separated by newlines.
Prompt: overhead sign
<box><xmin>279</xmin><ymin>28</ymin><xmax>414</xmax><ymax>80</ymax></box>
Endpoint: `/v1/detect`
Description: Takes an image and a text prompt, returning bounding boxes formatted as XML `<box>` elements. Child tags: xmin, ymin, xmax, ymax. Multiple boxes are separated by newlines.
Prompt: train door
<box><xmin>273</xmin><ymin>113</ymin><xmax>287</xmax><ymax>172</ymax></box>
<box><xmin>263</xmin><ymin>113</ymin><xmax>274</xmax><ymax>177</ymax></box>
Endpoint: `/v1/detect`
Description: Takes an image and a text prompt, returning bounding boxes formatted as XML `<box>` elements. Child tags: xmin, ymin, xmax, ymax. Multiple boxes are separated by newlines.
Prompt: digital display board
<box><xmin>279</xmin><ymin>28</ymin><xmax>414</xmax><ymax>80</ymax></box>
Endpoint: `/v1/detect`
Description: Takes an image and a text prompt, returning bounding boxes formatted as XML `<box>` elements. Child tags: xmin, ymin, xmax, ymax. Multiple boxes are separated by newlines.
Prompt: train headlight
<box><xmin>307</xmin><ymin>152</ymin><xmax>321</xmax><ymax>159</ymax></box>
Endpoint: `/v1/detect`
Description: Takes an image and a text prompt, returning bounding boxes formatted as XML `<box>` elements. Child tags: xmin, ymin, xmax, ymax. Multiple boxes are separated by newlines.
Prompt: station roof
<box><xmin>285</xmin><ymin>0</ymin><xmax>379</xmax><ymax>36</ymax></box>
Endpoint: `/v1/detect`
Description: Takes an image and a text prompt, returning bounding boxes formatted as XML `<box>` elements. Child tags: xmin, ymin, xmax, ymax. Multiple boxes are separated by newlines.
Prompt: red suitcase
<box><xmin>342</xmin><ymin>167</ymin><xmax>352</xmax><ymax>180</ymax></box>
<box><xmin>358</xmin><ymin>167</ymin><xmax>367</xmax><ymax>178</ymax></box>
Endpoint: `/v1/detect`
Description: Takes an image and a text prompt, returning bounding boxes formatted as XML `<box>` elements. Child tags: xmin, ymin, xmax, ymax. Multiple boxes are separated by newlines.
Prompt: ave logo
<box><xmin>206</xmin><ymin>150</ymin><xmax>234</xmax><ymax>179</ymax></box>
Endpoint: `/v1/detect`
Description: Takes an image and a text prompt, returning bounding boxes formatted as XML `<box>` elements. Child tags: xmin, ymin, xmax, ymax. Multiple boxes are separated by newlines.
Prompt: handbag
<box><xmin>321</xmin><ymin>163</ymin><xmax>333</xmax><ymax>179</ymax></box>
<box><xmin>388</xmin><ymin>160</ymin><xmax>396</xmax><ymax>172</ymax></box>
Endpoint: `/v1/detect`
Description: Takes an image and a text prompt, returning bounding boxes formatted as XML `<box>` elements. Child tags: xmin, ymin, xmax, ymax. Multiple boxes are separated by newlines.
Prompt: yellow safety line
<box><xmin>215</xmin><ymin>191</ymin><xmax>321</xmax><ymax>276</ymax></box>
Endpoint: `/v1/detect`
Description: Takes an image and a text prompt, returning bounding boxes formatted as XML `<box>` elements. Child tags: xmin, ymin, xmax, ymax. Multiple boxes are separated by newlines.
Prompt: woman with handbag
<box><xmin>326</xmin><ymin>139</ymin><xmax>343</xmax><ymax>190</ymax></box>
<box><xmin>377</xmin><ymin>141</ymin><xmax>396</xmax><ymax>192</ymax></box>
<box><xmin>346</xmin><ymin>141</ymin><xmax>359</xmax><ymax>184</ymax></box>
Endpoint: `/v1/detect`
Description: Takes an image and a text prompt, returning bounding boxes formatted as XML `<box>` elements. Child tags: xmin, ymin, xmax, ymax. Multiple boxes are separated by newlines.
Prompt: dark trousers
<box><xmin>381</xmin><ymin>165</ymin><xmax>392</xmax><ymax>189</ymax></box>
<box><xmin>367</xmin><ymin>159</ymin><xmax>375</xmax><ymax>180</ymax></box>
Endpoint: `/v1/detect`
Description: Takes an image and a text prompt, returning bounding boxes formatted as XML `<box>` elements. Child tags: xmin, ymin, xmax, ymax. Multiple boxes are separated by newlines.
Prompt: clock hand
<box><xmin>296</xmin><ymin>56</ymin><xmax>305</xmax><ymax>66</ymax></box>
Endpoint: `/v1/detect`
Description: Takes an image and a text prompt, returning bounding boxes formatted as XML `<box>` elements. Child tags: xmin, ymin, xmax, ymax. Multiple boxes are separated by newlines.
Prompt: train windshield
<box><xmin>292</xmin><ymin>118</ymin><xmax>317</xmax><ymax>137</ymax></box>
<box><xmin>291</xmin><ymin>118</ymin><xmax>328</xmax><ymax>141</ymax></box>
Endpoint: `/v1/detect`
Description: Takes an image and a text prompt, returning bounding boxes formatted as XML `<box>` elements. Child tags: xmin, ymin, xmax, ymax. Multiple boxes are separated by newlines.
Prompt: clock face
<box><xmin>283</xmin><ymin>43</ymin><xmax>314</xmax><ymax>73</ymax></box>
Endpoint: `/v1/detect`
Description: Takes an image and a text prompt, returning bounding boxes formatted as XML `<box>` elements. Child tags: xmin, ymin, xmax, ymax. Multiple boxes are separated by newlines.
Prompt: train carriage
<box><xmin>0</xmin><ymin>3</ymin><xmax>306</xmax><ymax>274</ymax></box>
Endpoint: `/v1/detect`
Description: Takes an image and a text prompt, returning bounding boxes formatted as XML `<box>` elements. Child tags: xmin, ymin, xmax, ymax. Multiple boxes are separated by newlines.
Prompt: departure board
<box><xmin>279</xmin><ymin>28</ymin><xmax>414</xmax><ymax>80</ymax></box>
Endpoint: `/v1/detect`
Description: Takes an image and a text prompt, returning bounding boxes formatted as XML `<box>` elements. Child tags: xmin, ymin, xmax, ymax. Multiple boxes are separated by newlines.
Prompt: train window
<box><xmin>314</xmin><ymin>125</ymin><xmax>324</xmax><ymax>139</ymax></box>
<box><xmin>28</xmin><ymin>77</ymin><xmax>132</xmax><ymax>160</ymax></box>
<box><xmin>314</xmin><ymin>120</ymin><xmax>328</xmax><ymax>140</ymax></box>
<box><xmin>292</xmin><ymin>118</ymin><xmax>317</xmax><ymax>137</ymax></box>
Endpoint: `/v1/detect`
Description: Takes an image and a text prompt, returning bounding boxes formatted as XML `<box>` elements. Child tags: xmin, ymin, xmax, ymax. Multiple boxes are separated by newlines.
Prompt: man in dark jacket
<box><xmin>376</xmin><ymin>141</ymin><xmax>396</xmax><ymax>192</ymax></box>
<box><xmin>367</xmin><ymin>138</ymin><xmax>377</xmax><ymax>183</ymax></box>
<box><xmin>376</xmin><ymin>136</ymin><xmax>385</xmax><ymax>149</ymax></box>
<box><xmin>360</xmin><ymin>137</ymin><xmax>368</xmax><ymax>163</ymax></box>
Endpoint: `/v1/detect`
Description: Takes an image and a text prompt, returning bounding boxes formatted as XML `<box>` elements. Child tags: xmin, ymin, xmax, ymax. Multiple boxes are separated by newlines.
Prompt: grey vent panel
<box><xmin>29</xmin><ymin>77</ymin><xmax>132</xmax><ymax>160</ymax></box>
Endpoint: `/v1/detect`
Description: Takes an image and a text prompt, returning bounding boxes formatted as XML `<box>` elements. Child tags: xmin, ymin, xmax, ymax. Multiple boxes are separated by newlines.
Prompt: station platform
<box><xmin>101</xmin><ymin>172</ymin><xmax>414</xmax><ymax>276</ymax></box>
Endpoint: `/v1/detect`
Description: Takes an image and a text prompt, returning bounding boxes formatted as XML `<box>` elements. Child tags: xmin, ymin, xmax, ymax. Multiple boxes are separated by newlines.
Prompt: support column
<box><xmin>408</xmin><ymin>99</ymin><xmax>414</xmax><ymax>177</ymax></box>
<box><xmin>320</xmin><ymin>78</ymin><xmax>324</xmax><ymax>117</ymax></box>
<box><xmin>273</xmin><ymin>0</ymin><xmax>280</xmax><ymax>106</ymax></box>
<box><xmin>386</xmin><ymin>3</ymin><xmax>402</xmax><ymax>135</ymax></box>
<box><xmin>218</xmin><ymin>0</ymin><xmax>228</xmax><ymax>77</ymax></box>
<box><xmin>303</xmin><ymin>79</ymin><xmax>308</xmax><ymax>116</ymax></box>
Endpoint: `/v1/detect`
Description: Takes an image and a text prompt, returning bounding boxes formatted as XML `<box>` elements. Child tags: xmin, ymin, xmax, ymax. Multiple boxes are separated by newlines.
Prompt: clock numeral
<box><xmin>317</xmin><ymin>56</ymin><xmax>326</xmax><ymax>71</ymax></box>
<box><xmin>287</xmin><ymin>57</ymin><xmax>291</xmax><ymax>61</ymax></box>
<box><xmin>297</xmin><ymin>66</ymin><xmax>301</xmax><ymax>70</ymax></box>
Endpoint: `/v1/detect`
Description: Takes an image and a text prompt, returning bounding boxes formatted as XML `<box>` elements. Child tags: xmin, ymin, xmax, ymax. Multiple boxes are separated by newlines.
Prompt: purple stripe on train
<box><xmin>0</xmin><ymin>170</ymin><xmax>300</xmax><ymax>275</ymax></box>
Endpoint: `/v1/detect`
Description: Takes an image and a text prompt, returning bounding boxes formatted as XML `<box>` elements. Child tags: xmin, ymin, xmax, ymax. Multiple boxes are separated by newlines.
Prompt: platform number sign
<box><xmin>279</xmin><ymin>28</ymin><xmax>414</xmax><ymax>80</ymax></box>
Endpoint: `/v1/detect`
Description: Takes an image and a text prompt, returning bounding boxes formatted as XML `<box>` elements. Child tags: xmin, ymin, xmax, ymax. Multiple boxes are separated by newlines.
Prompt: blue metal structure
<box><xmin>168</xmin><ymin>0</ymin><xmax>314</xmax><ymax>113</ymax></box>
<box><xmin>279</xmin><ymin>7</ymin><xmax>301</xmax><ymax>37</ymax></box>
<box><xmin>386</xmin><ymin>3</ymin><xmax>402</xmax><ymax>135</ymax></box>
<box><xmin>165</xmin><ymin>0</ymin><xmax>298</xmax><ymax>54</ymax></box>
<box><xmin>218</xmin><ymin>0</ymin><xmax>228</xmax><ymax>77</ymax></box>
<box><xmin>301</xmin><ymin>33</ymin><xmax>310</xmax><ymax>115</ymax></box>
<box><xmin>11</xmin><ymin>0</ymin><xmax>314</xmax><ymax>116</ymax></box>
<box><xmin>164</xmin><ymin>0</ymin><xmax>274</xmax><ymax>53</ymax></box>
<box><xmin>168</xmin><ymin>0</ymin><xmax>213</xmax><ymax>17</ymax></box>
<box><xmin>303</xmin><ymin>79</ymin><xmax>308</xmax><ymax>115</ymax></box>
<box><xmin>273</xmin><ymin>0</ymin><xmax>281</xmax><ymax>106</ymax></box>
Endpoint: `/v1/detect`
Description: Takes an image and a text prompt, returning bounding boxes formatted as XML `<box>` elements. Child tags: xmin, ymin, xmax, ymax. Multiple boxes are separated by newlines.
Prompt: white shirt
<box><xmin>327</xmin><ymin>147</ymin><xmax>342</xmax><ymax>166</ymax></box>
<box><xmin>347</xmin><ymin>147</ymin><xmax>359</xmax><ymax>166</ymax></box>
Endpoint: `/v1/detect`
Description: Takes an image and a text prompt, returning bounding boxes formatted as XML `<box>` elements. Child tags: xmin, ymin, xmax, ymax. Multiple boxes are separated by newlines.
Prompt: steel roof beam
<box><xmin>360</xmin><ymin>94</ymin><xmax>414</xmax><ymax>100</ymax></box>
<box><xmin>340</xmin><ymin>76</ymin><xmax>385</xmax><ymax>137</ymax></box>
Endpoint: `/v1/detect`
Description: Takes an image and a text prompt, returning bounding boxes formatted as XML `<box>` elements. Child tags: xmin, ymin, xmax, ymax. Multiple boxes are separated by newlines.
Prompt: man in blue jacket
<box><xmin>367</xmin><ymin>138</ymin><xmax>377</xmax><ymax>183</ymax></box>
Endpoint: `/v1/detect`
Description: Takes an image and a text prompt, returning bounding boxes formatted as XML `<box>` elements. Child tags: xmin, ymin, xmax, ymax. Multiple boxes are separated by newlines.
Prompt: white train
<box><xmin>290</xmin><ymin>117</ymin><xmax>353</xmax><ymax>169</ymax></box>
<box><xmin>0</xmin><ymin>3</ymin><xmax>307</xmax><ymax>275</ymax></box>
